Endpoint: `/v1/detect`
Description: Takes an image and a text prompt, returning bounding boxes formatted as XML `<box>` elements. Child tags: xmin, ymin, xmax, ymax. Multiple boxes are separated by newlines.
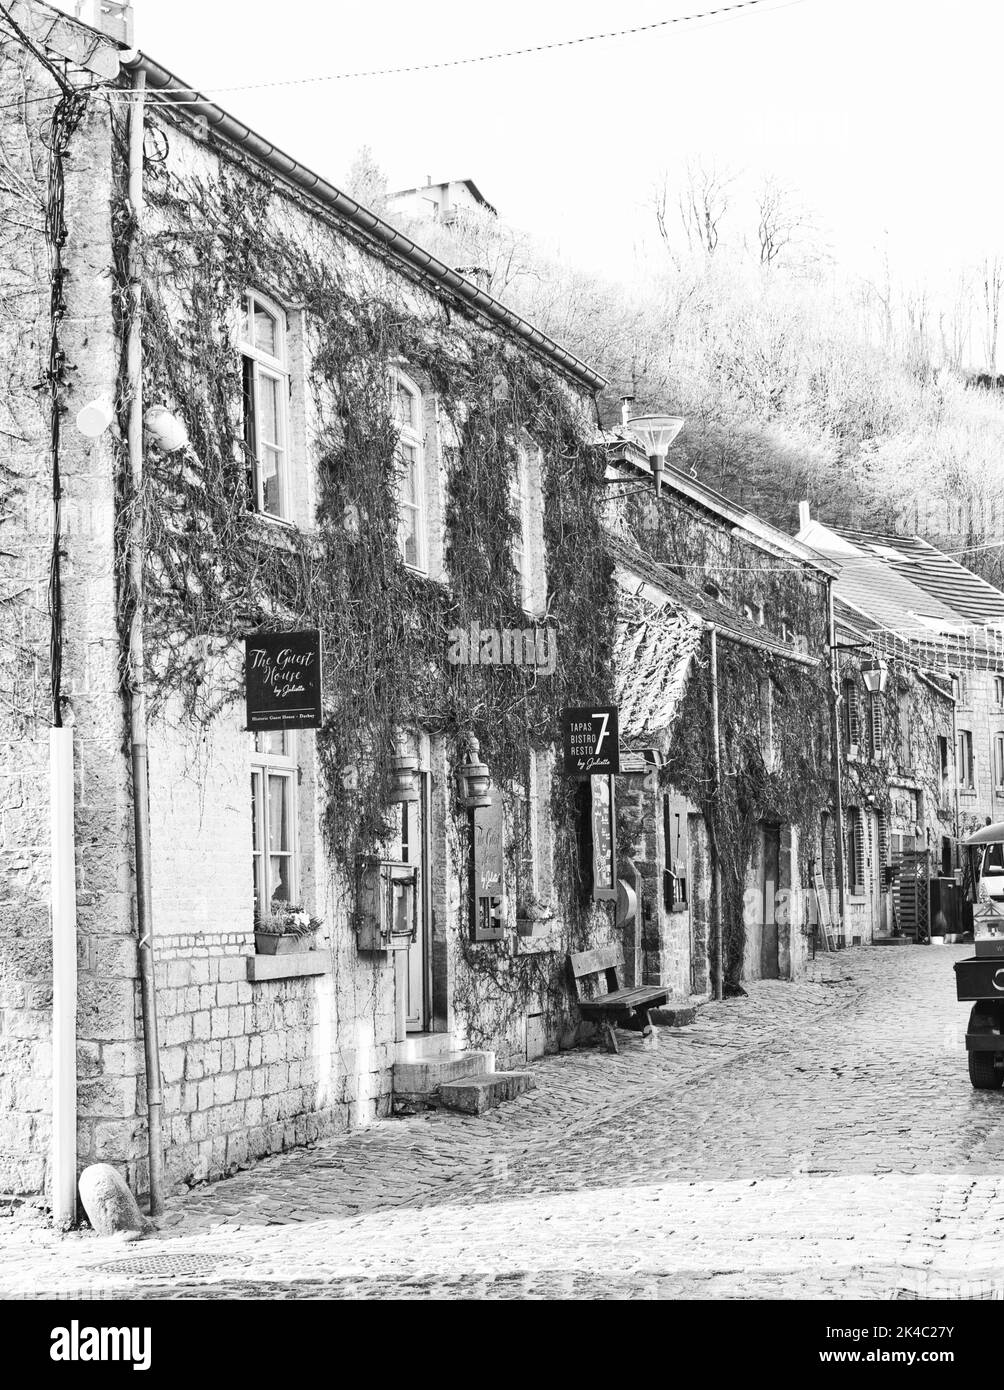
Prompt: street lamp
<box><xmin>861</xmin><ymin>658</ymin><xmax>889</xmax><ymax>695</ymax></box>
<box><xmin>623</xmin><ymin>414</ymin><xmax>685</xmax><ymax>496</ymax></box>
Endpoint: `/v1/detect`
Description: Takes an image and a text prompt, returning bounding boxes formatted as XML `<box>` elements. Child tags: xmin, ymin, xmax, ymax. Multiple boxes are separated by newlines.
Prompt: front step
<box><xmin>438</xmin><ymin>1071</ymin><xmax>536</xmax><ymax>1115</ymax></box>
<box><xmin>393</xmin><ymin>1050</ymin><xmax>491</xmax><ymax>1110</ymax></box>
<box><xmin>651</xmin><ymin>1003</ymin><xmax>697</xmax><ymax>1027</ymax></box>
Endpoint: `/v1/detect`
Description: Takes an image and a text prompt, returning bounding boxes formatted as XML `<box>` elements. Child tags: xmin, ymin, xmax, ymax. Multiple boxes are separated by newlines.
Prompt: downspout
<box><xmin>126</xmin><ymin>66</ymin><xmax>165</xmax><ymax>1218</ymax></box>
<box><xmin>709</xmin><ymin>627</ymin><xmax>724</xmax><ymax>1001</ymax></box>
<box><xmin>827</xmin><ymin>580</ymin><xmax>847</xmax><ymax>934</ymax></box>
<box><xmin>50</xmin><ymin>725</ymin><xmax>77</xmax><ymax>1225</ymax></box>
<box><xmin>951</xmin><ymin>694</ymin><xmax>961</xmax><ymax>870</ymax></box>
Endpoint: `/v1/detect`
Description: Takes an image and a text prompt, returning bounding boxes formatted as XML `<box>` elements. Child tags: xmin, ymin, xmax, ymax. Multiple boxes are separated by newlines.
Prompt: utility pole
<box><xmin>126</xmin><ymin>66</ymin><xmax>165</xmax><ymax>1218</ymax></box>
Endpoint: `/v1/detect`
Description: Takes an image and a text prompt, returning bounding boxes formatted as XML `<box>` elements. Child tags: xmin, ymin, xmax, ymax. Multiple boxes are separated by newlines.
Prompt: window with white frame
<box><xmin>251</xmin><ymin>730</ymin><xmax>299</xmax><ymax>916</ymax></box>
<box><xmin>512</xmin><ymin>445</ymin><xmax>533</xmax><ymax>612</ymax></box>
<box><xmin>240</xmin><ymin>291</ymin><xmax>291</xmax><ymax>521</ymax></box>
<box><xmin>392</xmin><ymin>370</ymin><xmax>427</xmax><ymax>572</ymax></box>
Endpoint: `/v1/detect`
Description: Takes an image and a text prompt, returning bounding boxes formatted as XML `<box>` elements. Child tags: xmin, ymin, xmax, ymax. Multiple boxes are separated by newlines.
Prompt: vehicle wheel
<box><xmin>968</xmin><ymin>1050</ymin><xmax>1004</xmax><ymax>1089</ymax></box>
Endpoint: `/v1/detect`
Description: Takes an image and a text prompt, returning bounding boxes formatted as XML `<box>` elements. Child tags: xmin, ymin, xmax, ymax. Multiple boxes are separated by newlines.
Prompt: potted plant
<box><xmin>254</xmin><ymin>902</ymin><xmax>323</xmax><ymax>955</ymax></box>
<box><xmin>515</xmin><ymin>897</ymin><xmax>555</xmax><ymax>937</ymax></box>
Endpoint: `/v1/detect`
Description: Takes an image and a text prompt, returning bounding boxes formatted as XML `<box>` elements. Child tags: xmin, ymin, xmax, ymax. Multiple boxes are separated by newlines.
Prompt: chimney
<box><xmin>620</xmin><ymin>395</ymin><xmax>635</xmax><ymax>427</ymax></box>
<box><xmin>798</xmin><ymin>499</ymin><xmax>811</xmax><ymax>532</ymax></box>
<box><xmin>74</xmin><ymin>1</ymin><xmax>135</xmax><ymax>45</ymax></box>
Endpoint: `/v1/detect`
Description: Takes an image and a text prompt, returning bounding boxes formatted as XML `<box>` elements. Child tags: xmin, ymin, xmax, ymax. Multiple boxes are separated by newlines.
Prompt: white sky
<box><xmin>48</xmin><ymin>0</ymin><xmax>1004</xmax><ymax>288</ymax></box>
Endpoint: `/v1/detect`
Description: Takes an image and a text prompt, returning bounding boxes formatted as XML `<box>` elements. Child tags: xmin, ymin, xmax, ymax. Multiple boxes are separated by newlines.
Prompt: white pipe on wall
<box><xmin>50</xmin><ymin>725</ymin><xmax>77</xmax><ymax>1225</ymax></box>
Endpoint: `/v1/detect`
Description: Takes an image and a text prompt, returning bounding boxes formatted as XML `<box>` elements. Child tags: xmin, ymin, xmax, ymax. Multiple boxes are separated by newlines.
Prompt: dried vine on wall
<box><xmin>663</xmin><ymin>637</ymin><xmax>832</xmax><ymax>992</ymax></box>
<box><xmin>110</xmin><ymin>111</ymin><xmax>618</xmax><ymax>1041</ymax></box>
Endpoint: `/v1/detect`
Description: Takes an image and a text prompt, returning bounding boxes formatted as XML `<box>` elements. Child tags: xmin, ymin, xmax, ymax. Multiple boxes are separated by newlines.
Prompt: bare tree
<box><xmin>344</xmin><ymin>145</ymin><xmax>390</xmax><ymax>217</ymax></box>
<box><xmin>754</xmin><ymin>176</ymin><xmax>810</xmax><ymax>268</ymax></box>
<box><xmin>981</xmin><ymin>256</ymin><xmax>1003</xmax><ymax>374</ymax></box>
<box><xmin>678</xmin><ymin>160</ymin><xmax>736</xmax><ymax>258</ymax></box>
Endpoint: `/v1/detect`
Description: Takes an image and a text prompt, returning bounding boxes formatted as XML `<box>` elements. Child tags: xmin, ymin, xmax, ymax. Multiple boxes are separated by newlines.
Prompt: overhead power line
<box><xmin>104</xmin><ymin>0</ymin><xmax>805</xmax><ymax>103</ymax></box>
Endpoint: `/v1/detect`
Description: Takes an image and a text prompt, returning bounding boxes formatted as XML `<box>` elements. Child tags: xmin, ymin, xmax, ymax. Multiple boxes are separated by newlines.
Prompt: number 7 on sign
<box><xmin>592</xmin><ymin>711</ymin><xmax>610</xmax><ymax>755</ymax></box>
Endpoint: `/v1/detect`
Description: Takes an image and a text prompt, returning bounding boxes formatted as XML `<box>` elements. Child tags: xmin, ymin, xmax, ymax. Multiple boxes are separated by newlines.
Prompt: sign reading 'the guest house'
<box><xmin>244</xmin><ymin>630</ymin><xmax>322</xmax><ymax>732</ymax></box>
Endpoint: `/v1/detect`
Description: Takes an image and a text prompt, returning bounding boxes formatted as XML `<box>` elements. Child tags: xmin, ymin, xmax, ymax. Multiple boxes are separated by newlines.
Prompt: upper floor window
<box><xmin>995</xmin><ymin>676</ymin><xmax>1004</xmax><ymax>707</ymax></box>
<box><xmin>392</xmin><ymin>370</ymin><xmax>427</xmax><ymax>573</ymax></box>
<box><xmin>241</xmin><ymin>291</ymin><xmax>291</xmax><ymax>522</ymax></box>
<box><xmin>512</xmin><ymin>445</ymin><xmax>533</xmax><ymax>612</ymax></box>
<box><xmin>251</xmin><ymin>730</ymin><xmax>299</xmax><ymax>916</ymax></box>
<box><xmin>958</xmin><ymin>729</ymin><xmax>975</xmax><ymax>788</ymax></box>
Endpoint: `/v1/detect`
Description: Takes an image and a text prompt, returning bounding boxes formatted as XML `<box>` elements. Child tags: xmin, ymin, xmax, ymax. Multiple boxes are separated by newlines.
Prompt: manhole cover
<box><xmin>97</xmin><ymin>1253</ymin><xmax>220</xmax><ymax>1279</ymax></box>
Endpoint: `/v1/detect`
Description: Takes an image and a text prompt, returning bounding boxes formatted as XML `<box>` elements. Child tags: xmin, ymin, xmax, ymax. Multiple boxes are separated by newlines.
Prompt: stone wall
<box><xmin>0</xmin><ymin>32</ymin><xmax>132</xmax><ymax>1200</ymax></box>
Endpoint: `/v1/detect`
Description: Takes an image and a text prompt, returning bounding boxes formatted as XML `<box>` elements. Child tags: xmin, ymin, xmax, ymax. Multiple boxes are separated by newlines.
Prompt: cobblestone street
<box><xmin>3</xmin><ymin>943</ymin><xmax>1003</xmax><ymax>1300</ymax></box>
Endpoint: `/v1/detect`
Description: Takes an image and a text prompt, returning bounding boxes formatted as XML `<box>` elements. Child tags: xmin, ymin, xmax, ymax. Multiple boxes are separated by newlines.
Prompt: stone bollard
<box><xmin>78</xmin><ymin>1164</ymin><xmax>152</xmax><ymax>1240</ymax></box>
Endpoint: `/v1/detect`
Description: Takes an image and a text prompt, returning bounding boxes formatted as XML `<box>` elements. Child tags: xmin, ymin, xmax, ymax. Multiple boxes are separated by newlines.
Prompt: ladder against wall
<box><xmin>897</xmin><ymin>850</ymin><xmax>931</xmax><ymax>942</ymax></box>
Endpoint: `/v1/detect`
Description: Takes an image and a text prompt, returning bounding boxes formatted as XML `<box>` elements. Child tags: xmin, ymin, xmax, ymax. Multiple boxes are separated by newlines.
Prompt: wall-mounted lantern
<box><xmin>388</xmin><ymin>732</ymin><xmax>420</xmax><ymax>804</ymax></box>
<box><xmin>389</xmin><ymin>753</ymin><xmax>420</xmax><ymax>804</ymax></box>
<box><xmin>624</xmin><ymin>414</ymin><xmax>685</xmax><ymax>496</ymax></box>
<box><xmin>861</xmin><ymin>658</ymin><xmax>889</xmax><ymax>695</ymax></box>
<box><xmin>143</xmin><ymin>406</ymin><xmax>189</xmax><ymax>454</ymax></box>
<box><xmin>457</xmin><ymin>735</ymin><xmax>492</xmax><ymax>810</ymax></box>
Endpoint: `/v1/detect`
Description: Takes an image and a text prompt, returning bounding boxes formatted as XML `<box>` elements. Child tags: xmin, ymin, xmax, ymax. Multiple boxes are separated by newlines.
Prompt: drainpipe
<box><xmin>50</xmin><ymin>724</ymin><xmax>77</xmax><ymax>1226</ymax></box>
<box><xmin>126</xmin><ymin>67</ymin><xmax>165</xmax><ymax>1218</ymax></box>
<box><xmin>951</xmin><ymin>694</ymin><xmax>961</xmax><ymax>870</ymax></box>
<box><xmin>827</xmin><ymin>580</ymin><xmax>847</xmax><ymax>933</ymax></box>
<box><xmin>709</xmin><ymin>627</ymin><xmax>724</xmax><ymax>1001</ymax></box>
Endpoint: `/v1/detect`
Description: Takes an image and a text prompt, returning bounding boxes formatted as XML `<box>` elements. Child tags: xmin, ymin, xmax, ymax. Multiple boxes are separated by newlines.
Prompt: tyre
<box><xmin>968</xmin><ymin>1049</ymin><xmax>1004</xmax><ymax>1089</ymax></box>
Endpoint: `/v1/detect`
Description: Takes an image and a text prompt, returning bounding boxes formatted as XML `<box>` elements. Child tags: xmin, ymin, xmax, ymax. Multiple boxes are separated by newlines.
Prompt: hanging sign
<box><xmin>471</xmin><ymin>799</ymin><xmax>506</xmax><ymax>941</ymax></box>
<box><xmin>244</xmin><ymin>629</ymin><xmax>322</xmax><ymax>732</ymax></box>
<box><xmin>561</xmin><ymin>705</ymin><xmax>620</xmax><ymax>777</ymax></box>
<box><xmin>591</xmin><ymin>774</ymin><xmax>617</xmax><ymax>902</ymax></box>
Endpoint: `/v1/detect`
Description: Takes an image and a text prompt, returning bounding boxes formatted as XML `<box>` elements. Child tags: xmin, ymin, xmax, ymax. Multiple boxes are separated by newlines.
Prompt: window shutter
<box><xmin>869</xmin><ymin>693</ymin><xmax>883</xmax><ymax>756</ymax></box>
<box><xmin>877</xmin><ymin>811</ymin><xmax>889</xmax><ymax>873</ymax></box>
<box><xmin>849</xmin><ymin>808</ymin><xmax>866</xmax><ymax>896</ymax></box>
<box><xmin>844</xmin><ymin>680</ymin><xmax>861</xmax><ymax>747</ymax></box>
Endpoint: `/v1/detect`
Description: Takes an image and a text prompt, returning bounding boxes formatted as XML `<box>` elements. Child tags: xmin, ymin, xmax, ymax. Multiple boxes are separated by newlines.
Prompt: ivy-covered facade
<box><xmin>0</xmin><ymin>8</ymin><xmax>628</xmax><ymax>1201</ymax></box>
<box><xmin>602</xmin><ymin>439</ymin><xmax>840</xmax><ymax>995</ymax></box>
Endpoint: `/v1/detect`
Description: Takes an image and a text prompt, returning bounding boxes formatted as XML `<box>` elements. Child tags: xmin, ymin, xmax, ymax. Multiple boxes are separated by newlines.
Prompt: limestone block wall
<box><xmin>0</xmin><ymin>39</ymin><xmax>131</xmax><ymax>1199</ymax></box>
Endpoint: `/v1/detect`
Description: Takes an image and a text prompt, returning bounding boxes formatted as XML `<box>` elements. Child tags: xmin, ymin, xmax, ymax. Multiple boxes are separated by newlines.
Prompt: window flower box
<box><xmin>254</xmin><ymin>902</ymin><xmax>322</xmax><ymax>955</ymax></box>
<box><xmin>515</xmin><ymin>898</ymin><xmax>555</xmax><ymax>938</ymax></box>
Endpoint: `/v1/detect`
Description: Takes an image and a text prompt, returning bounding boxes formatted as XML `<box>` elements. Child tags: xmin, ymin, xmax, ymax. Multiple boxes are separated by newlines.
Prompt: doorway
<box><xmin>394</xmin><ymin>764</ymin><xmax>432</xmax><ymax>1034</ymax></box>
<box><xmin>759</xmin><ymin>821</ymin><xmax>781</xmax><ymax>979</ymax></box>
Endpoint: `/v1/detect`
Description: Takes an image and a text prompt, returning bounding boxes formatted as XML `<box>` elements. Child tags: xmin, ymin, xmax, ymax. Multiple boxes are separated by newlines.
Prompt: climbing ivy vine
<box><xmin>110</xmin><ymin>109</ymin><xmax>618</xmax><ymax>1046</ymax></box>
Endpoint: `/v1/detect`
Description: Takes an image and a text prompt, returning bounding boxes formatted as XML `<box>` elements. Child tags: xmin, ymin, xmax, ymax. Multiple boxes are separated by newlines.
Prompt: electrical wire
<box><xmin>97</xmin><ymin>0</ymin><xmax>804</xmax><ymax>103</ymax></box>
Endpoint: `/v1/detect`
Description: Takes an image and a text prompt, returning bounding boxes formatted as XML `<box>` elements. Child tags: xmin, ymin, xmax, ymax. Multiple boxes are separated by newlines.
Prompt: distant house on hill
<box><xmin>387</xmin><ymin>178</ymin><xmax>497</xmax><ymax>225</ymax></box>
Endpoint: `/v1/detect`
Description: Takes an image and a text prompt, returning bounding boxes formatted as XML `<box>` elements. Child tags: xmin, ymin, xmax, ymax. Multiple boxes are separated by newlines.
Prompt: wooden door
<box><xmin>760</xmin><ymin>822</ymin><xmax>781</xmax><ymax>979</ymax></box>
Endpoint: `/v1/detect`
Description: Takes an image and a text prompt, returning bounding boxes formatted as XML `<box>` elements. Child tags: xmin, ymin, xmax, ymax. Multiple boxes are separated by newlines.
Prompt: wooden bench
<box><xmin>568</xmin><ymin>945</ymin><xmax>669</xmax><ymax>1054</ymax></box>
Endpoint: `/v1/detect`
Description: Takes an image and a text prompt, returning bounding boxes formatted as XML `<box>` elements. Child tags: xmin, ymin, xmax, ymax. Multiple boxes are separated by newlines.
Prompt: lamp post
<box><xmin>623</xmin><ymin>414</ymin><xmax>685</xmax><ymax>496</ymax></box>
<box><xmin>861</xmin><ymin>658</ymin><xmax>889</xmax><ymax>695</ymax></box>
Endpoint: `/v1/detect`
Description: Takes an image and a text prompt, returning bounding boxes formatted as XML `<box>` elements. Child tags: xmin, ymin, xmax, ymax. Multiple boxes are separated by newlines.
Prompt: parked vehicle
<box><xmin>954</xmin><ymin>822</ymin><xmax>1004</xmax><ymax>1088</ymax></box>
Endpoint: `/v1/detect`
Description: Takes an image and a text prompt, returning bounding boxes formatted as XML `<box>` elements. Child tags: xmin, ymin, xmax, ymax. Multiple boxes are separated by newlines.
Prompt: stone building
<box><xmin>0</xmin><ymin>2</ymin><xmax>623</xmax><ymax>1206</ymax></box>
<box><xmin>601</xmin><ymin>436</ymin><xmax>840</xmax><ymax>996</ymax></box>
<box><xmin>797</xmin><ymin>508</ymin><xmax>1004</xmax><ymax>941</ymax></box>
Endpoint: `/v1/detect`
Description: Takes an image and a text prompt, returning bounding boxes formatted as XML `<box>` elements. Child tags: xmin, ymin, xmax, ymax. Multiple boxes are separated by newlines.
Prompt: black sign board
<box><xmin>591</xmin><ymin>774</ymin><xmax>617</xmax><ymax>901</ymax></box>
<box><xmin>561</xmin><ymin>705</ymin><xmax>620</xmax><ymax>777</ymax></box>
<box><xmin>244</xmin><ymin>629</ymin><xmax>322</xmax><ymax>731</ymax></box>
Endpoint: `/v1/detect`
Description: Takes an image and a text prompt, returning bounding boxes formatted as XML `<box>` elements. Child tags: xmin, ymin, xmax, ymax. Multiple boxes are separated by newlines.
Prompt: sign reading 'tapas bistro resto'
<box><xmin>244</xmin><ymin>630</ymin><xmax>322</xmax><ymax>732</ymax></box>
<box><xmin>561</xmin><ymin>705</ymin><xmax>620</xmax><ymax>777</ymax></box>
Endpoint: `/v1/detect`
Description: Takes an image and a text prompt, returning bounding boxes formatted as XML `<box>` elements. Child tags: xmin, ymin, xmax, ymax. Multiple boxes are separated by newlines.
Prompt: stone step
<box><xmin>651</xmin><ymin>1003</ymin><xmax>697</xmax><ymax>1027</ymax></box>
<box><xmin>392</xmin><ymin>1050</ymin><xmax>492</xmax><ymax>1105</ymax></box>
<box><xmin>397</xmin><ymin>1032</ymin><xmax>457</xmax><ymax>1062</ymax></box>
<box><xmin>438</xmin><ymin>1071</ymin><xmax>536</xmax><ymax>1116</ymax></box>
